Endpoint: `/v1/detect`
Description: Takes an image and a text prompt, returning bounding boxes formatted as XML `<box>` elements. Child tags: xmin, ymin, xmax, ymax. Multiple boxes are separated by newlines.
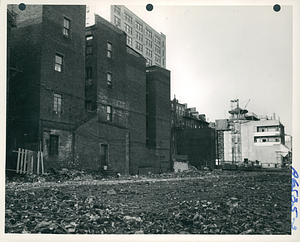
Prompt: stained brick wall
<box><xmin>9</xmin><ymin>5</ymin><xmax>44</xmax><ymax>149</ymax></box>
<box><xmin>8</xmin><ymin>5</ymin><xmax>87</xmax><ymax>171</ymax></box>
<box><xmin>146</xmin><ymin>66</ymin><xmax>171</xmax><ymax>173</ymax></box>
<box><xmin>126</xmin><ymin>47</ymin><xmax>147</xmax><ymax>174</ymax></box>
<box><xmin>40</xmin><ymin>5</ymin><xmax>87</xmax><ymax>125</ymax></box>
<box><xmin>7</xmin><ymin>6</ymin><xmax>172</xmax><ymax>174</ymax></box>
<box><xmin>83</xmin><ymin>15</ymin><xmax>149</xmax><ymax>174</ymax></box>
<box><xmin>176</xmin><ymin>128</ymin><xmax>216</xmax><ymax>169</ymax></box>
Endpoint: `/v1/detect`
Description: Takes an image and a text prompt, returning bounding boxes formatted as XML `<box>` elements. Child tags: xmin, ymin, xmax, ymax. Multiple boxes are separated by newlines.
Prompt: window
<box><xmin>114</xmin><ymin>16</ymin><xmax>121</xmax><ymax>27</ymax></box>
<box><xmin>146</xmin><ymin>48</ymin><xmax>152</xmax><ymax>57</ymax></box>
<box><xmin>55</xmin><ymin>54</ymin><xmax>63</xmax><ymax>72</ymax></box>
<box><xmin>107</xmin><ymin>42</ymin><xmax>112</xmax><ymax>58</ymax></box>
<box><xmin>146</xmin><ymin>57</ymin><xmax>152</xmax><ymax>65</ymax></box>
<box><xmin>145</xmin><ymin>28</ymin><xmax>152</xmax><ymax>38</ymax></box>
<box><xmin>135</xmin><ymin>42</ymin><xmax>143</xmax><ymax>52</ymax></box>
<box><xmin>136</xmin><ymin>32</ymin><xmax>143</xmax><ymax>42</ymax></box>
<box><xmin>124</xmin><ymin>12</ymin><xmax>132</xmax><ymax>24</ymax></box>
<box><xmin>86</xmin><ymin>35</ymin><xmax>93</xmax><ymax>55</ymax></box>
<box><xmin>107</xmin><ymin>105</ymin><xmax>112</xmax><ymax>121</ymax></box>
<box><xmin>86</xmin><ymin>46</ymin><xmax>92</xmax><ymax>55</ymax></box>
<box><xmin>53</xmin><ymin>93</ymin><xmax>62</xmax><ymax>113</ymax></box>
<box><xmin>100</xmin><ymin>144</ymin><xmax>108</xmax><ymax>166</ymax></box>
<box><xmin>127</xmin><ymin>36</ymin><xmax>132</xmax><ymax>46</ymax></box>
<box><xmin>107</xmin><ymin>72</ymin><xmax>112</xmax><ymax>88</ymax></box>
<box><xmin>85</xmin><ymin>67</ymin><xmax>92</xmax><ymax>86</ymax></box>
<box><xmin>124</xmin><ymin>23</ymin><xmax>132</xmax><ymax>35</ymax></box>
<box><xmin>63</xmin><ymin>18</ymin><xmax>70</xmax><ymax>37</ymax></box>
<box><xmin>85</xmin><ymin>100</ymin><xmax>96</xmax><ymax>112</ymax></box>
<box><xmin>114</xmin><ymin>5</ymin><xmax>121</xmax><ymax>15</ymax></box>
<box><xmin>154</xmin><ymin>35</ymin><xmax>161</xmax><ymax>45</ymax></box>
<box><xmin>135</xmin><ymin>21</ymin><xmax>143</xmax><ymax>32</ymax></box>
<box><xmin>49</xmin><ymin>135</ymin><xmax>59</xmax><ymax>155</ymax></box>
<box><xmin>146</xmin><ymin>38</ymin><xmax>152</xmax><ymax>48</ymax></box>
<box><xmin>155</xmin><ymin>45</ymin><xmax>161</xmax><ymax>54</ymax></box>
<box><xmin>86</xmin><ymin>35</ymin><xmax>93</xmax><ymax>41</ymax></box>
<box><xmin>85</xmin><ymin>100</ymin><xmax>92</xmax><ymax>111</ymax></box>
<box><xmin>155</xmin><ymin>54</ymin><xmax>161</xmax><ymax>64</ymax></box>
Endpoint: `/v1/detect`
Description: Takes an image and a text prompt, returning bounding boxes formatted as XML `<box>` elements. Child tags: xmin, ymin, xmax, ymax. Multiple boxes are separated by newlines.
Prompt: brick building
<box><xmin>7</xmin><ymin>5</ymin><xmax>87</xmax><ymax>170</ymax></box>
<box><xmin>171</xmin><ymin>98</ymin><xmax>209</xmax><ymax>129</ymax></box>
<box><xmin>84</xmin><ymin>14</ymin><xmax>149</xmax><ymax>174</ymax></box>
<box><xmin>170</xmin><ymin>97</ymin><xmax>213</xmax><ymax>165</ymax></box>
<box><xmin>6</xmin><ymin>6</ymin><xmax>19</xmax><ymax>172</ymax></box>
<box><xmin>7</xmin><ymin>5</ymin><xmax>172</xmax><ymax>175</ymax></box>
<box><xmin>145</xmin><ymin>66</ymin><xmax>171</xmax><ymax>174</ymax></box>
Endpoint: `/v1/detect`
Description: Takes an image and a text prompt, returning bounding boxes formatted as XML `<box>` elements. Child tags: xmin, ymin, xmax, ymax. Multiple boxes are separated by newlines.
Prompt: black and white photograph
<box><xmin>2</xmin><ymin>0</ymin><xmax>300</xmax><ymax>241</ymax></box>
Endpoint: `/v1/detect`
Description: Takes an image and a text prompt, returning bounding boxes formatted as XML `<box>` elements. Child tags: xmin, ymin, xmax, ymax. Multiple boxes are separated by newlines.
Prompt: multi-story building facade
<box><xmin>110</xmin><ymin>5</ymin><xmax>166</xmax><ymax>68</ymax></box>
<box><xmin>170</xmin><ymin>97</ymin><xmax>215</xmax><ymax>169</ymax></box>
<box><xmin>215</xmin><ymin>101</ymin><xmax>290</xmax><ymax>168</ymax></box>
<box><xmin>8</xmin><ymin>5</ymin><xmax>88</xmax><ymax>170</ymax></box>
<box><xmin>241</xmin><ymin>118</ymin><xmax>289</xmax><ymax>168</ymax></box>
<box><xmin>171</xmin><ymin>98</ymin><xmax>209</xmax><ymax>129</ymax></box>
<box><xmin>7</xmin><ymin>5</ymin><xmax>172</xmax><ymax>175</ymax></box>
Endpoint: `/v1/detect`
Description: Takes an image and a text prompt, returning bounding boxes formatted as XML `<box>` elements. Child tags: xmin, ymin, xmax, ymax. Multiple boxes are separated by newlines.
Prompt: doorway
<box><xmin>100</xmin><ymin>144</ymin><xmax>108</xmax><ymax>168</ymax></box>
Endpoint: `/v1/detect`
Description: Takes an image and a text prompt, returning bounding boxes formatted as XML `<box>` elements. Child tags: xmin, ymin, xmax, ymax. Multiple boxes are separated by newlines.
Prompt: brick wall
<box><xmin>146</xmin><ymin>66</ymin><xmax>171</xmax><ymax>173</ymax></box>
<box><xmin>9</xmin><ymin>5</ymin><xmax>44</xmax><ymax>148</ymax></box>
<box><xmin>8</xmin><ymin>5</ymin><xmax>87</xmax><ymax>170</ymax></box>
<box><xmin>40</xmin><ymin>5</ymin><xmax>87</xmax><ymax>125</ymax></box>
<box><xmin>126</xmin><ymin>47</ymin><xmax>148</xmax><ymax>174</ymax></box>
<box><xmin>176</xmin><ymin>128</ymin><xmax>216</xmax><ymax>169</ymax></box>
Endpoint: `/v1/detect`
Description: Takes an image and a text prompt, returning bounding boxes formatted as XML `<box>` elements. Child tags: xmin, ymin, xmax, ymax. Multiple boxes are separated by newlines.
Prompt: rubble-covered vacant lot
<box><xmin>5</xmin><ymin>170</ymin><xmax>291</xmax><ymax>234</ymax></box>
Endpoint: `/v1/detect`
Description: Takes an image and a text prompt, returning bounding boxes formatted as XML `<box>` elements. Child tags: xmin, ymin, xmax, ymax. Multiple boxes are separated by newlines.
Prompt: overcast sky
<box><xmin>89</xmin><ymin>2</ymin><xmax>293</xmax><ymax>135</ymax></box>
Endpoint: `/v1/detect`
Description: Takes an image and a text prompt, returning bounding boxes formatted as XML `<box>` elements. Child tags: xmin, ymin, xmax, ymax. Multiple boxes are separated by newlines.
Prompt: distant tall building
<box><xmin>110</xmin><ymin>5</ymin><xmax>166</xmax><ymax>68</ymax></box>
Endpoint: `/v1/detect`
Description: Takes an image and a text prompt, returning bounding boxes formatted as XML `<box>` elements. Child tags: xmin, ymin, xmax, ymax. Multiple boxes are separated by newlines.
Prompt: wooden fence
<box><xmin>15</xmin><ymin>148</ymin><xmax>44</xmax><ymax>175</ymax></box>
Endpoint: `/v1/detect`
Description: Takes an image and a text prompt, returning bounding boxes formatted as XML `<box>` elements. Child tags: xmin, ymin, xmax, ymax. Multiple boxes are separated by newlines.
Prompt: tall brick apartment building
<box><xmin>8</xmin><ymin>5</ymin><xmax>88</xmax><ymax>170</ymax></box>
<box><xmin>7</xmin><ymin>5</ymin><xmax>171</xmax><ymax>175</ymax></box>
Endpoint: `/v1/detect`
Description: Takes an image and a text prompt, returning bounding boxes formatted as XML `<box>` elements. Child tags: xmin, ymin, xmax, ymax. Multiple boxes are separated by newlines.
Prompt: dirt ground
<box><xmin>5</xmin><ymin>169</ymin><xmax>291</xmax><ymax>234</ymax></box>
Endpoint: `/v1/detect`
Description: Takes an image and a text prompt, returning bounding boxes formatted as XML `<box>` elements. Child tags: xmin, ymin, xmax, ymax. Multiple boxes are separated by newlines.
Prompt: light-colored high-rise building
<box><xmin>110</xmin><ymin>5</ymin><xmax>166</xmax><ymax>68</ymax></box>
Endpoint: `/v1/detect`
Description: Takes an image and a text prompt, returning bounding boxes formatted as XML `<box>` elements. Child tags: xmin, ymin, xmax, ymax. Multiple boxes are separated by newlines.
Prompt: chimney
<box><xmin>273</xmin><ymin>113</ymin><xmax>276</xmax><ymax>120</ymax></box>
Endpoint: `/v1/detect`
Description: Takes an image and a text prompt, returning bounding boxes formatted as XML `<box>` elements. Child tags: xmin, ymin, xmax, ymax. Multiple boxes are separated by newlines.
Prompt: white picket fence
<box><xmin>15</xmin><ymin>148</ymin><xmax>44</xmax><ymax>175</ymax></box>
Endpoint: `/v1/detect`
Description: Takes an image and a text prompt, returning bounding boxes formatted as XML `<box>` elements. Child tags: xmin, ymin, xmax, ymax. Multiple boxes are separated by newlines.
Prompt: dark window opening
<box><xmin>85</xmin><ymin>100</ymin><xmax>96</xmax><ymax>111</ymax></box>
<box><xmin>100</xmin><ymin>144</ymin><xmax>108</xmax><ymax>167</ymax></box>
<box><xmin>49</xmin><ymin>135</ymin><xmax>59</xmax><ymax>155</ymax></box>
